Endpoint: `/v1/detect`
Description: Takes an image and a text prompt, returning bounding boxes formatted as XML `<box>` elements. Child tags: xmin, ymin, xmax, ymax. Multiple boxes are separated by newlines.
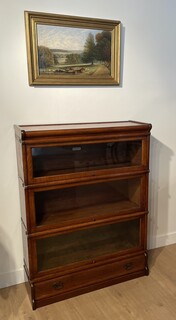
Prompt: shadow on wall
<box><xmin>148</xmin><ymin>136</ymin><xmax>174</xmax><ymax>250</ymax></box>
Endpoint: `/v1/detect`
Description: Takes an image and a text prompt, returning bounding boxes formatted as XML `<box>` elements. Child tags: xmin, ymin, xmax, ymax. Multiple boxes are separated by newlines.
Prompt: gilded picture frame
<box><xmin>25</xmin><ymin>11</ymin><xmax>121</xmax><ymax>86</ymax></box>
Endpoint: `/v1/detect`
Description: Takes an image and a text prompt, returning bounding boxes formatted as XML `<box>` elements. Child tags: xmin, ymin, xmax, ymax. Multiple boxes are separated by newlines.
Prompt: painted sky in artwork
<box><xmin>37</xmin><ymin>24</ymin><xmax>103</xmax><ymax>51</ymax></box>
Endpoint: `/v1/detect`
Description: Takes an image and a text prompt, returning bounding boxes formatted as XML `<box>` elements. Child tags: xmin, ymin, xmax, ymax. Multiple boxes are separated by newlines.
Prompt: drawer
<box><xmin>35</xmin><ymin>254</ymin><xmax>146</xmax><ymax>300</ymax></box>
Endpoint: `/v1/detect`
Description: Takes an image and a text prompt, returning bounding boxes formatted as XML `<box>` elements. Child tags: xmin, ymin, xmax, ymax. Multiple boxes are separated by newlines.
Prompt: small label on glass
<box><xmin>72</xmin><ymin>146</ymin><xmax>81</xmax><ymax>151</ymax></box>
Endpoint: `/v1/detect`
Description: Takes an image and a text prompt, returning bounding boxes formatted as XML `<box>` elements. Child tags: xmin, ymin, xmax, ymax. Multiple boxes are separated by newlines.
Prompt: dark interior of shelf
<box><xmin>34</xmin><ymin>178</ymin><xmax>141</xmax><ymax>226</ymax></box>
<box><xmin>36</xmin><ymin>219</ymin><xmax>140</xmax><ymax>272</ymax></box>
<box><xmin>32</xmin><ymin>140</ymin><xmax>142</xmax><ymax>177</ymax></box>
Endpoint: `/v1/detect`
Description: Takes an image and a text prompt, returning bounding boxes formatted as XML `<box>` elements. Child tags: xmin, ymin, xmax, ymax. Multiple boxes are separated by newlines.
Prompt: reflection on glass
<box><xmin>36</xmin><ymin>219</ymin><xmax>140</xmax><ymax>272</ymax></box>
<box><xmin>32</xmin><ymin>140</ymin><xmax>142</xmax><ymax>177</ymax></box>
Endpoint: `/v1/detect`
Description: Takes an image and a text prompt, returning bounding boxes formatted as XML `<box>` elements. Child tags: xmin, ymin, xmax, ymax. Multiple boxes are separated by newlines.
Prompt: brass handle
<box><xmin>124</xmin><ymin>262</ymin><xmax>134</xmax><ymax>270</ymax></box>
<box><xmin>52</xmin><ymin>282</ymin><xmax>64</xmax><ymax>290</ymax></box>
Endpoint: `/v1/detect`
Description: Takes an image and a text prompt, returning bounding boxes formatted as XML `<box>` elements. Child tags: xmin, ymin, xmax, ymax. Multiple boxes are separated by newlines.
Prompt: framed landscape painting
<box><xmin>25</xmin><ymin>11</ymin><xmax>121</xmax><ymax>86</ymax></box>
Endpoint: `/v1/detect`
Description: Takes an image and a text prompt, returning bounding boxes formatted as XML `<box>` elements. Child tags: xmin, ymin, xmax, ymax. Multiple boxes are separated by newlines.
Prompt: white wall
<box><xmin>1</xmin><ymin>0</ymin><xmax>176</xmax><ymax>288</ymax></box>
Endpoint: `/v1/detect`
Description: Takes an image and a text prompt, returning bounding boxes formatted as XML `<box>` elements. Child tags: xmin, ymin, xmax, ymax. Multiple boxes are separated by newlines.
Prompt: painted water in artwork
<box><xmin>37</xmin><ymin>24</ymin><xmax>112</xmax><ymax>77</ymax></box>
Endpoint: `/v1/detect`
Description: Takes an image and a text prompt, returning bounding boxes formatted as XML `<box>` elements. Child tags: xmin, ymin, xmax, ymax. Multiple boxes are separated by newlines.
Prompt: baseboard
<box><xmin>0</xmin><ymin>268</ymin><xmax>25</xmax><ymax>289</ymax></box>
<box><xmin>148</xmin><ymin>231</ymin><xmax>176</xmax><ymax>250</ymax></box>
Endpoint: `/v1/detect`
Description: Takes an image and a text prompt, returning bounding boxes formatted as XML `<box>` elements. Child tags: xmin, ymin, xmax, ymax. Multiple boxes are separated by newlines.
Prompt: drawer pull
<box><xmin>123</xmin><ymin>262</ymin><xmax>134</xmax><ymax>270</ymax></box>
<box><xmin>52</xmin><ymin>282</ymin><xmax>64</xmax><ymax>290</ymax></box>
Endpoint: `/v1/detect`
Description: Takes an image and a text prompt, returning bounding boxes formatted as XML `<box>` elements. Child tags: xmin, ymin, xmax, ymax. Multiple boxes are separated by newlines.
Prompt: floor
<box><xmin>0</xmin><ymin>244</ymin><xmax>176</xmax><ymax>320</ymax></box>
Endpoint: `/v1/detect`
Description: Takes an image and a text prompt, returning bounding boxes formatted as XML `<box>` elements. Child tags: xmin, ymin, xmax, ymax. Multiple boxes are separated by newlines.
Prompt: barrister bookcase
<box><xmin>14</xmin><ymin>121</ymin><xmax>152</xmax><ymax>309</ymax></box>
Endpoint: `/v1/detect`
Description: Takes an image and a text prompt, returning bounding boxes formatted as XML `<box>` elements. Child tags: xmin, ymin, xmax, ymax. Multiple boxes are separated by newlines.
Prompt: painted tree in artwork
<box><xmin>82</xmin><ymin>31</ymin><xmax>111</xmax><ymax>66</ymax></box>
<box><xmin>65</xmin><ymin>53</ymin><xmax>82</xmax><ymax>64</ymax></box>
<box><xmin>38</xmin><ymin>46</ymin><xmax>54</xmax><ymax>68</ymax></box>
<box><xmin>95</xmin><ymin>31</ymin><xmax>111</xmax><ymax>64</ymax></box>
<box><xmin>82</xmin><ymin>33</ymin><xmax>96</xmax><ymax>64</ymax></box>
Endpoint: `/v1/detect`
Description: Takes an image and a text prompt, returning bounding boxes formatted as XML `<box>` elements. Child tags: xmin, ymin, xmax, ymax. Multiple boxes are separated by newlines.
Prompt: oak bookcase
<box><xmin>14</xmin><ymin>121</ymin><xmax>152</xmax><ymax>309</ymax></box>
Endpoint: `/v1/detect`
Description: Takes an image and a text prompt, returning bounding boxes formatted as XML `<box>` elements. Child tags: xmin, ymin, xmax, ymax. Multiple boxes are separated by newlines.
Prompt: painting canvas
<box><xmin>25</xmin><ymin>11</ymin><xmax>121</xmax><ymax>85</ymax></box>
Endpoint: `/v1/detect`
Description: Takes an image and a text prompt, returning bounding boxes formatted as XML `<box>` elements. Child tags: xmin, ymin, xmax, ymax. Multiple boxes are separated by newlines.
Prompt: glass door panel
<box><xmin>34</xmin><ymin>177</ymin><xmax>142</xmax><ymax>227</ymax></box>
<box><xmin>32</xmin><ymin>140</ymin><xmax>142</xmax><ymax>178</ymax></box>
<box><xmin>36</xmin><ymin>219</ymin><xmax>140</xmax><ymax>272</ymax></box>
